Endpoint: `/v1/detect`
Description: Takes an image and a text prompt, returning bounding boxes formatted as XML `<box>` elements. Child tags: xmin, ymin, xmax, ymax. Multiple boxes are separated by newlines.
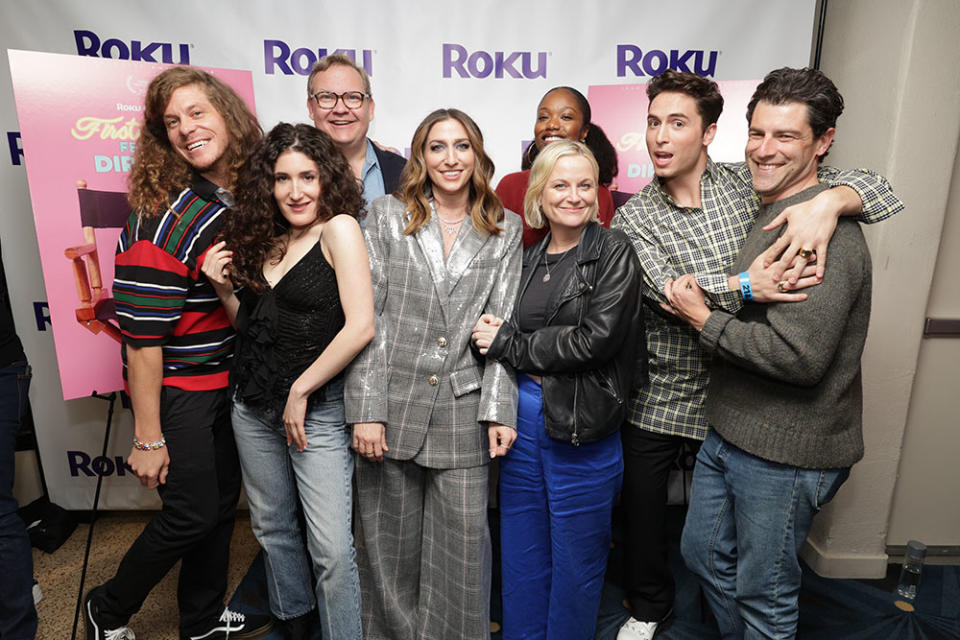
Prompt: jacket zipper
<box><xmin>570</xmin><ymin>273</ymin><xmax>591</xmax><ymax>448</ymax></box>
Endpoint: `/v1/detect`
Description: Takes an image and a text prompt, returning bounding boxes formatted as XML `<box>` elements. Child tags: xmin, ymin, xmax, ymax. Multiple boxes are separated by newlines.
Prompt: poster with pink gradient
<box><xmin>589</xmin><ymin>80</ymin><xmax>762</xmax><ymax>195</ymax></box>
<box><xmin>8</xmin><ymin>50</ymin><xmax>256</xmax><ymax>400</ymax></box>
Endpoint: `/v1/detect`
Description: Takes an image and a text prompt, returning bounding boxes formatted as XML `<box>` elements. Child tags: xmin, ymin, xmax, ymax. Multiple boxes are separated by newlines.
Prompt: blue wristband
<box><xmin>738</xmin><ymin>271</ymin><xmax>753</xmax><ymax>301</ymax></box>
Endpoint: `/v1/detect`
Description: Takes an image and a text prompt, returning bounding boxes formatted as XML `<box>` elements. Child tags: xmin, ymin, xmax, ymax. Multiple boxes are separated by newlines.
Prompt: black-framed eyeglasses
<box><xmin>309</xmin><ymin>90</ymin><xmax>369</xmax><ymax>110</ymax></box>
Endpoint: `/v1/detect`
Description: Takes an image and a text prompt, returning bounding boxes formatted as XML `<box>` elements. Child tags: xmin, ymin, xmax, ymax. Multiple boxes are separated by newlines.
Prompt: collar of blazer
<box><xmin>417</xmin><ymin>202</ymin><xmax>490</xmax><ymax>302</ymax></box>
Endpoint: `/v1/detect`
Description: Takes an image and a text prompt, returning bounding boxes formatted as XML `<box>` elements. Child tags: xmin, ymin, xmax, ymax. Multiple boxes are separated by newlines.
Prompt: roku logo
<box><xmin>263</xmin><ymin>40</ymin><xmax>373</xmax><ymax>76</ymax></box>
<box><xmin>442</xmin><ymin>44</ymin><xmax>547</xmax><ymax>79</ymax></box>
<box><xmin>616</xmin><ymin>45</ymin><xmax>719</xmax><ymax>78</ymax></box>
<box><xmin>74</xmin><ymin>30</ymin><xmax>190</xmax><ymax>64</ymax></box>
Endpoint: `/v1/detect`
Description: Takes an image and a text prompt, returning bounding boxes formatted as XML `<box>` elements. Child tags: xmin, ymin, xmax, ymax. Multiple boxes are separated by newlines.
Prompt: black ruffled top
<box><xmin>231</xmin><ymin>240</ymin><xmax>345</xmax><ymax>415</ymax></box>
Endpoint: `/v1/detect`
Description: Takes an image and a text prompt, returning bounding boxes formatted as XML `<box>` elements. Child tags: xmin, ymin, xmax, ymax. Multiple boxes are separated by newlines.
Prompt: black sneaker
<box><xmin>183</xmin><ymin>608</ymin><xmax>274</xmax><ymax>640</ymax></box>
<box><xmin>84</xmin><ymin>587</ymin><xmax>136</xmax><ymax>640</ymax></box>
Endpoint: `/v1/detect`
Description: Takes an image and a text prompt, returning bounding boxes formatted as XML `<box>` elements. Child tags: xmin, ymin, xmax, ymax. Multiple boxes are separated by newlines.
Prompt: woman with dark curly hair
<box><xmin>345</xmin><ymin>108</ymin><xmax>521</xmax><ymax>639</ymax></box>
<box><xmin>202</xmin><ymin>123</ymin><xmax>374</xmax><ymax>640</ymax></box>
<box><xmin>497</xmin><ymin>86</ymin><xmax>619</xmax><ymax>248</ymax></box>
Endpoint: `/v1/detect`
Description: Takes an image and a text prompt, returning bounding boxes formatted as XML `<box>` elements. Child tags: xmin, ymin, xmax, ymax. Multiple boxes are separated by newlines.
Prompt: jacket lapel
<box><xmin>414</xmin><ymin>208</ymin><xmax>490</xmax><ymax>325</ymax></box>
<box><xmin>414</xmin><ymin>215</ymin><xmax>450</xmax><ymax>300</ymax></box>
<box><xmin>444</xmin><ymin>221</ymin><xmax>487</xmax><ymax>294</ymax></box>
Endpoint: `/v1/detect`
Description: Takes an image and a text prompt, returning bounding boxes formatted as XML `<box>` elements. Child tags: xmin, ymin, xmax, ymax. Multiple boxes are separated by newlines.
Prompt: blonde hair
<box><xmin>308</xmin><ymin>54</ymin><xmax>372</xmax><ymax>97</ymax></box>
<box><xmin>398</xmin><ymin>108</ymin><xmax>503</xmax><ymax>236</ymax></box>
<box><xmin>523</xmin><ymin>140</ymin><xmax>600</xmax><ymax>229</ymax></box>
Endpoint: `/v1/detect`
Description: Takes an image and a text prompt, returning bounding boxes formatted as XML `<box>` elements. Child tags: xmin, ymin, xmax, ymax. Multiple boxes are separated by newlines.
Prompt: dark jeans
<box><xmin>99</xmin><ymin>387</ymin><xmax>241</xmax><ymax>635</ymax></box>
<box><xmin>620</xmin><ymin>425</ymin><xmax>699</xmax><ymax>622</ymax></box>
<box><xmin>0</xmin><ymin>361</ymin><xmax>36</xmax><ymax>639</ymax></box>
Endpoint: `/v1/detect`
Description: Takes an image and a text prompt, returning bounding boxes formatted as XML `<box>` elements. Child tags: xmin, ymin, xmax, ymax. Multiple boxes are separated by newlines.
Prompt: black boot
<box><xmin>280</xmin><ymin>610</ymin><xmax>318</xmax><ymax>640</ymax></box>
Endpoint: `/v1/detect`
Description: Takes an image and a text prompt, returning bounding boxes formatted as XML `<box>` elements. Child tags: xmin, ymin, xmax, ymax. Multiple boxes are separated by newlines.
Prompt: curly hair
<box><xmin>647</xmin><ymin>69</ymin><xmax>724</xmax><ymax>132</ymax></box>
<box><xmin>221</xmin><ymin>123</ymin><xmax>365</xmax><ymax>293</ymax></box>
<box><xmin>127</xmin><ymin>67</ymin><xmax>262</xmax><ymax>216</ymax></box>
<box><xmin>586</xmin><ymin>123</ymin><xmax>619</xmax><ymax>186</ymax></box>
<box><xmin>520</xmin><ymin>86</ymin><xmax>618</xmax><ymax>185</ymax></box>
<box><xmin>398</xmin><ymin>108</ymin><xmax>503</xmax><ymax>236</ymax></box>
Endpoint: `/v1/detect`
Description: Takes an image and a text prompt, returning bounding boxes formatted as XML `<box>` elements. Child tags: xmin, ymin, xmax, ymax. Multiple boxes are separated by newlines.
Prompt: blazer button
<box><xmin>437</xmin><ymin>336</ymin><xmax>447</xmax><ymax>347</ymax></box>
<box><xmin>428</xmin><ymin>375</ymin><xmax>439</xmax><ymax>386</ymax></box>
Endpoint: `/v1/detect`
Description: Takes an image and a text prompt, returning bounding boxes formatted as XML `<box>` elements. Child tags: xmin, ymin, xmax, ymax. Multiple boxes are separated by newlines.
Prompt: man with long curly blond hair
<box><xmin>83</xmin><ymin>67</ymin><xmax>271</xmax><ymax>640</ymax></box>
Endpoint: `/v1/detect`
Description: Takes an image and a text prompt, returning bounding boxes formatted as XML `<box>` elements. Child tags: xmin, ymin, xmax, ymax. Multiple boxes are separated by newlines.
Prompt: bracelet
<box><xmin>738</xmin><ymin>271</ymin><xmax>754</xmax><ymax>302</ymax></box>
<box><xmin>133</xmin><ymin>437</ymin><xmax>166</xmax><ymax>451</ymax></box>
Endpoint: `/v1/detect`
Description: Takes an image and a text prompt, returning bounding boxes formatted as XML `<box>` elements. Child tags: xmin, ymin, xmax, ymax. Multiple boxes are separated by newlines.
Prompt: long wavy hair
<box><xmin>398</xmin><ymin>108</ymin><xmax>503</xmax><ymax>236</ymax></box>
<box><xmin>221</xmin><ymin>123</ymin><xmax>364</xmax><ymax>293</ymax></box>
<box><xmin>127</xmin><ymin>67</ymin><xmax>262</xmax><ymax>216</ymax></box>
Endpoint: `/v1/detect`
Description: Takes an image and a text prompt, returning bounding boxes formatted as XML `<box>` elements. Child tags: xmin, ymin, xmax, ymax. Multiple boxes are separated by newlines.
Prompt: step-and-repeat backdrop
<box><xmin>1</xmin><ymin>0</ymin><xmax>817</xmax><ymax>509</ymax></box>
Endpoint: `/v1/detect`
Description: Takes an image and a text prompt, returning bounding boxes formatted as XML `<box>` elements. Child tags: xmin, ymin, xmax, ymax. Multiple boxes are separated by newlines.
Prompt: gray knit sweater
<box><xmin>700</xmin><ymin>185</ymin><xmax>870</xmax><ymax>469</ymax></box>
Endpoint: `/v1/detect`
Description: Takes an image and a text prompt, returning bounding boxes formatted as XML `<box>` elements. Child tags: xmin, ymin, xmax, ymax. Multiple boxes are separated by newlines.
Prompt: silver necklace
<box><xmin>436</xmin><ymin>211</ymin><xmax>467</xmax><ymax>236</ymax></box>
<box><xmin>542</xmin><ymin>248</ymin><xmax>573</xmax><ymax>283</ymax></box>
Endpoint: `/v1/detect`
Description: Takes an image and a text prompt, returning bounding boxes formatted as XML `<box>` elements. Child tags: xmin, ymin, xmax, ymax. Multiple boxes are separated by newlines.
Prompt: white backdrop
<box><xmin>1</xmin><ymin>0</ymin><xmax>817</xmax><ymax>509</ymax></box>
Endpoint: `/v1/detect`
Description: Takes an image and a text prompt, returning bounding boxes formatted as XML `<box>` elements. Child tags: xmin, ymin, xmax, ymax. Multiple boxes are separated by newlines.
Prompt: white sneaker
<box><xmin>32</xmin><ymin>579</ymin><xmax>42</xmax><ymax>605</ymax></box>
<box><xmin>617</xmin><ymin>616</ymin><xmax>659</xmax><ymax>640</ymax></box>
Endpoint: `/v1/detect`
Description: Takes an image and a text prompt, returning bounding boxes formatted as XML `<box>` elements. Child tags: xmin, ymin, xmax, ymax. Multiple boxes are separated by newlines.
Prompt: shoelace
<box><xmin>219</xmin><ymin>608</ymin><xmax>246</xmax><ymax>624</ymax></box>
<box><xmin>104</xmin><ymin>627</ymin><xmax>136</xmax><ymax>640</ymax></box>
<box><xmin>621</xmin><ymin>618</ymin><xmax>657</xmax><ymax>638</ymax></box>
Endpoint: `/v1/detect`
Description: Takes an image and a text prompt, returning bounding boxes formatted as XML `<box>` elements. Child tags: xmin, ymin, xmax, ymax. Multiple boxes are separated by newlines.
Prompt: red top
<box><xmin>495</xmin><ymin>170</ymin><xmax>616</xmax><ymax>249</ymax></box>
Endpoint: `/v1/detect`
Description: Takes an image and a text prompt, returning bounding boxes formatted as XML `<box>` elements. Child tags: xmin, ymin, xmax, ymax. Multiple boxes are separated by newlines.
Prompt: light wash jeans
<box><xmin>232</xmin><ymin>379</ymin><xmax>361</xmax><ymax>639</ymax></box>
<box><xmin>680</xmin><ymin>429</ymin><xmax>849</xmax><ymax>640</ymax></box>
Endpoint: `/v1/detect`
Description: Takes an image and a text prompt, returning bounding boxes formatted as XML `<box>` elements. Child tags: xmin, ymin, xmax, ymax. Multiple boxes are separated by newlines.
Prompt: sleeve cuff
<box><xmin>699</xmin><ymin>310</ymin><xmax>733</xmax><ymax>353</ymax></box>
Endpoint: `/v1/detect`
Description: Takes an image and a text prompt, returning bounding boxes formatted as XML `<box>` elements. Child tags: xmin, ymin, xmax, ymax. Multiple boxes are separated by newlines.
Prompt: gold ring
<box><xmin>799</xmin><ymin>248</ymin><xmax>815</xmax><ymax>259</ymax></box>
<box><xmin>777</xmin><ymin>281</ymin><xmax>789</xmax><ymax>293</ymax></box>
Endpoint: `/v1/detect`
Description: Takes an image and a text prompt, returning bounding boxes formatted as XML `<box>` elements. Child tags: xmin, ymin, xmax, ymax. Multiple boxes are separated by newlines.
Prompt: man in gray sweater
<box><xmin>666</xmin><ymin>67</ymin><xmax>873</xmax><ymax>639</ymax></box>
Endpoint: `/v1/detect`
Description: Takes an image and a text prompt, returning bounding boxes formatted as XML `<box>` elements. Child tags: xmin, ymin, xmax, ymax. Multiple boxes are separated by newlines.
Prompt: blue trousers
<box><xmin>0</xmin><ymin>361</ymin><xmax>35</xmax><ymax>639</ymax></box>
<box><xmin>499</xmin><ymin>375</ymin><xmax>623</xmax><ymax>640</ymax></box>
<box><xmin>681</xmin><ymin>429</ymin><xmax>849</xmax><ymax>640</ymax></box>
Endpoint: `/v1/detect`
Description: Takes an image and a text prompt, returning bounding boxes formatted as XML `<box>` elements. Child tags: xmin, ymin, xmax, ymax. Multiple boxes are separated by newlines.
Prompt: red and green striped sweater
<box><xmin>113</xmin><ymin>177</ymin><xmax>233</xmax><ymax>391</ymax></box>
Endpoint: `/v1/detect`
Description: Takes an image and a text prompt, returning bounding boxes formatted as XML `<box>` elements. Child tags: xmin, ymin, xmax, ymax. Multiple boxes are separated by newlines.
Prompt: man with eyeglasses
<box><xmin>307</xmin><ymin>54</ymin><xmax>406</xmax><ymax>206</ymax></box>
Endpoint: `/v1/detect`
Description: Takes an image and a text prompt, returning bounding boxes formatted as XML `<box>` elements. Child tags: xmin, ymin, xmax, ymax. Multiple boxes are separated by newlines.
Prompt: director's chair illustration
<box><xmin>64</xmin><ymin>180</ymin><xmax>130</xmax><ymax>343</ymax></box>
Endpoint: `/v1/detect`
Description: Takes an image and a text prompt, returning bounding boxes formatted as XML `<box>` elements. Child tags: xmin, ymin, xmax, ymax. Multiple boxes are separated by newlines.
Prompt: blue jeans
<box><xmin>680</xmin><ymin>429</ymin><xmax>849</xmax><ymax>640</ymax></box>
<box><xmin>0</xmin><ymin>361</ymin><xmax>36</xmax><ymax>639</ymax></box>
<box><xmin>232</xmin><ymin>379</ymin><xmax>361</xmax><ymax>639</ymax></box>
<box><xmin>500</xmin><ymin>374</ymin><xmax>623</xmax><ymax>640</ymax></box>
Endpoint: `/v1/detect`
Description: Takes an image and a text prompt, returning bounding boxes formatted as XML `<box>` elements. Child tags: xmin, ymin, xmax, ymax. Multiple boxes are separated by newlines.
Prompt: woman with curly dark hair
<box><xmin>202</xmin><ymin>123</ymin><xmax>374</xmax><ymax>640</ymax></box>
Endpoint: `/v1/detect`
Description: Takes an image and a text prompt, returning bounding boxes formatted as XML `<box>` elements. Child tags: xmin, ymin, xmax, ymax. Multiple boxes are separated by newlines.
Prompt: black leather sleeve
<box><xmin>488</xmin><ymin>234</ymin><xmax>642</xmax><ymax>375</ymax></box>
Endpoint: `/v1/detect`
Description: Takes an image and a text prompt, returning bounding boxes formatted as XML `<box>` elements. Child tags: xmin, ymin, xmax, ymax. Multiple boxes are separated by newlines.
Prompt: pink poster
<box><xmin>589</xmin><ymin>79</ymin><xmax>762</xmax><ymax>195</ymax></box>
<box><xmin>8</xmin><ymin>50</ymin><xmax>256</xmax><ymax>400</ymax></box>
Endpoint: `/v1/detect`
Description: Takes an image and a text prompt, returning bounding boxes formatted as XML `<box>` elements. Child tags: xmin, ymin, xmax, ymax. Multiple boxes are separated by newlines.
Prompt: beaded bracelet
<box><xmin>133</xmin><ymin>437</ymin><xmax>166</xmax><ymax>451</ymax></box>
<box><xmin>738</xmin><ymin>271</ymin><xmax>754</xmax><ymax>302</ymax></box>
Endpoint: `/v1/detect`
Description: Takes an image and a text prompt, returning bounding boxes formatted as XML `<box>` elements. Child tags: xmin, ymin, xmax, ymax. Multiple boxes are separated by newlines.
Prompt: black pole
<box><xmin>813</xmin><ymin>0</ymin><xmax>829</xmax><ymax>70</ymax></box>
<box><xmin>71</xmin><ymin>391</ymin><xmax>117</xmax><ymax>640</ymax></box>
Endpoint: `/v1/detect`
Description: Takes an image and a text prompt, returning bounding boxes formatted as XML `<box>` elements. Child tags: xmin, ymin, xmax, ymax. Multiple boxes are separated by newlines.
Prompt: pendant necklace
<box><xmin>436</xmin><ymin>210</ymin><xmax>467</xmax><ymax>236</ymax></box>
<box><xmin>542</xmin><ymin>248</ymin><xmax>572</xmax><ymax>283</ymax></box>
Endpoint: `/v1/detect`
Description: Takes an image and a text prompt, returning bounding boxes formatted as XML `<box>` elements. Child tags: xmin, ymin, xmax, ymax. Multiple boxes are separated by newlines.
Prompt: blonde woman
<box><xmin>473</xmin><ymin>141</ymin><xmax>646</xmax><ymax>640</ymax></box>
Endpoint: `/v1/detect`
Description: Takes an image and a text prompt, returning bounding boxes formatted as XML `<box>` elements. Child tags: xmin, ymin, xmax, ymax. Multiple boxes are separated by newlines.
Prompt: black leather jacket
<box><xmin>488</xmin><ymin>222</ymin><xmax>647</xmax><ymax>445</ymax></box>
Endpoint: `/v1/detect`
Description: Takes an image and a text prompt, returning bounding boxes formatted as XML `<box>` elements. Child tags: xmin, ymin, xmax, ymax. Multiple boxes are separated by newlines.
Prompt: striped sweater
<box><xmin>113</xmin><ymin>176</ymin><xmax>233</xmax><ymax>391</ymax></box>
